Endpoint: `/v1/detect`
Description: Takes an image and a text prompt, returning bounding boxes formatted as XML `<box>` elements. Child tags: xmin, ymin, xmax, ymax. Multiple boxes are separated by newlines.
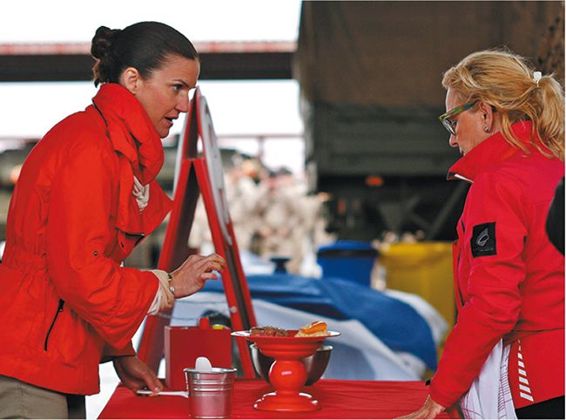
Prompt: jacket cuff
<box><xmin>148</xmin><ymin>269</ymin><xmax>175</xmax><ymax>313</ymax></box>
<box><xmin>429</xmin><ymin>380</ymin><xmax>457</xmax><ymax>409</ymax></box>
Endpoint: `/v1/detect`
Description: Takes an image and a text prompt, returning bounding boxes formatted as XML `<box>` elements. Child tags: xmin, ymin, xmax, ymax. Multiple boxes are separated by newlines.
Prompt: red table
<box><xmin>99</xmin><ymin>379</ymin><xmax>457</xmax><ymax>419</ymax></box>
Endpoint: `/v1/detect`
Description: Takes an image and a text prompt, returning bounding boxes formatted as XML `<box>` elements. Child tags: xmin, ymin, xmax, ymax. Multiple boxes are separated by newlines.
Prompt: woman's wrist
<box><xmin>167</xmin><ymin>272</ymin><xmax>177</xmax><ymax>298</ymax></box>
<box><xmin>147</xmin><ymin>270</ymin><xmax>175</xmax><ymax>311</ymax></box>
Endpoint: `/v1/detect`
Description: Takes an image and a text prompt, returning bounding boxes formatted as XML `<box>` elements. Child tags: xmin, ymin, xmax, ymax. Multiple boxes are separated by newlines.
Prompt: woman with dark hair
<box><xmin>403</xmin><ymin>49</ymin><xmax>564</xmax><ymax>419</ymax></box>
<box><xmin>0</xmin><ymin>22</ymin><xmax>225</xmax><ymax>418</ymax></box>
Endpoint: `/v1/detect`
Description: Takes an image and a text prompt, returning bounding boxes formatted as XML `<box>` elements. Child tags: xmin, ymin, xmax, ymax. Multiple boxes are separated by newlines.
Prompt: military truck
<box><xmin>294</xmin><ymin>1</ymin><xmax>564</xmax><ymax>241</ymax></box>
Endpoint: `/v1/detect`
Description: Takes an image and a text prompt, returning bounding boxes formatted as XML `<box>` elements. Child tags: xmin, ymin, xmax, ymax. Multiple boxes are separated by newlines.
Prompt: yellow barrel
<box><xmin>380</xmin><ymin>242</ymin><xmax>455</xmax><ymax>328</ymax></box>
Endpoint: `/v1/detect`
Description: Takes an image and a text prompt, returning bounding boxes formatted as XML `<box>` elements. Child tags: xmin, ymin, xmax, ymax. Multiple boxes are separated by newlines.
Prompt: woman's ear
<box><xmin>478</xmin><ymin>101</ymin><xmax>495</xmax><ymax>133</ymax></box>
<box><xmin>119</xmin><ymin>67</ymin><xmax>142</xmax><ymax>95</ymax></box>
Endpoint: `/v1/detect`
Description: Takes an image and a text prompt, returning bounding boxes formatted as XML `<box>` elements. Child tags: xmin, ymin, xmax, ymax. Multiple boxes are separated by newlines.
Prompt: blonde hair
<box><xmin>442</xmin><ymin>49</ymin><xmax>564</xmax><ymax>160</ymax></box>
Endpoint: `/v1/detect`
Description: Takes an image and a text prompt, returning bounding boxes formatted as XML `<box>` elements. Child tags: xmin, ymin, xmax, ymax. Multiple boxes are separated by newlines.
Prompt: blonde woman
<box><xmin>403</xmin><ymin>49</ymin><xmax>564</xmax><ymax>419</ymax></box>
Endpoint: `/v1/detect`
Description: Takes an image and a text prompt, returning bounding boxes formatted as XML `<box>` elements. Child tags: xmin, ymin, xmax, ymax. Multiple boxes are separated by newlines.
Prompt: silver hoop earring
<box><xmin>483</xmin><ymin>126</ymin><xmax>490</xmax><ymax>133</ymax></box>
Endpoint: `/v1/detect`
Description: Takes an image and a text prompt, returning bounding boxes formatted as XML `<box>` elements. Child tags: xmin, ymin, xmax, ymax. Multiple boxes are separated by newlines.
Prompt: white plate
<box><xmin>231</xmin><ymin>330</ymin><xmax>340</xmax><ymax>338</ymax></box>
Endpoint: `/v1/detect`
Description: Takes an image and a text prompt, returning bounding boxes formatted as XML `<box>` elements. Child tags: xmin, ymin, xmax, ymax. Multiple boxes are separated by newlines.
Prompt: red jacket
<box><xmin>0</xmin><ymin>84</ymin><xmax>172</xmax><ymax>395</ymax></box>
<box><xmin>430</xmin><ymin>121</ymin><xmax>565</xmax><ymax>408</ymax></box>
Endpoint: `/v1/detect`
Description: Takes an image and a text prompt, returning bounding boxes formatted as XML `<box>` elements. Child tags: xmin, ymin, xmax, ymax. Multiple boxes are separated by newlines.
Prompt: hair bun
<box><xmin>91</xmin><ymin>26</ymin><xmax>121</xmax><ymax>59</ymax></box>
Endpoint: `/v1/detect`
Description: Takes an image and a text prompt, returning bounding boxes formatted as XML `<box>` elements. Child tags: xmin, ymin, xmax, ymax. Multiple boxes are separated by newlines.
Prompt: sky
<box><xmin>0</xmin><ymin>0</ymin><xmax>305</xmax><ymax>172</ymax></box>
<box><xmin>0</xmin><ymin>0</ymin><xmax>302</xmax><ymax>42</ymax></box>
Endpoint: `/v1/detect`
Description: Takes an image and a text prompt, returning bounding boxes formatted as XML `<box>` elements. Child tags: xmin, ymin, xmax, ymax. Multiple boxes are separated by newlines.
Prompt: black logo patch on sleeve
<box><xmin>471</xmin><ymin>222</ymin><xmax>496</xmax><ymax>257</ymax></box>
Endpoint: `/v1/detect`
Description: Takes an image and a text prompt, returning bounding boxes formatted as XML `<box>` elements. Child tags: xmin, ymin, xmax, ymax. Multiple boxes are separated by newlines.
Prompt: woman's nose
<box><xmin>177</xmin><ymin>95</ymin><xmax>189</xmax><ymax>113</ymax></box>
<box><xmin>449</xmin><ymin>134</ymin><xmax>458</xmax><ymax>148</ymax></box>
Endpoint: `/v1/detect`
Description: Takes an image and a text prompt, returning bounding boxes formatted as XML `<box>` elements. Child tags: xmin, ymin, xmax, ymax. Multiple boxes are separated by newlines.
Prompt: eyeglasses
<box><xmin>438</xmin><ymin>100</ymin><xmax>477</xmax><ymax>136</ymax></box>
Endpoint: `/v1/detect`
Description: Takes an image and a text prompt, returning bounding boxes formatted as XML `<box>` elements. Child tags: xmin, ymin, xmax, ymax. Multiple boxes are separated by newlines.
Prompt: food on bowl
<box><xmin>250</xmin><ymin>326</ymin><xmax>289</xmax><ymax>337</ymax></box>
<box><xmin>295</xmin><ymin>321</ymin><xmax>328</xmax><ymax>337</ymax></box>
<box><xmin>249</xmin><ymin>321</ymin><xmax>329</xmax><ymax>338</ymax></box>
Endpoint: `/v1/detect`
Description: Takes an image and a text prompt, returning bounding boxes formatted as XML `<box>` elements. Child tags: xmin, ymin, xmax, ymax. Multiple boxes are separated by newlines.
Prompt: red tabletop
<box><xmin>99</xmin><ymin>379</ymin><xmax>457</xmax><ymax>419</ymax></box>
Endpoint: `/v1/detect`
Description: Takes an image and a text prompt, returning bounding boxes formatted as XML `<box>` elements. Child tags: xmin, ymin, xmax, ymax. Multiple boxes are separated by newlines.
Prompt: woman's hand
<box><xmin>113</xmin><ymin>355</ymin><xmax>163</xmax><ymax>395</ymax></box>
<box><xmin>398</xmin><ymin>395</ymin><xmax>445</xmax><ymax>419</ymax></box>
<box><xmin>169</xmin><ymin>253</ymin><xmax>226</xmax><ymax>298</ymax></box>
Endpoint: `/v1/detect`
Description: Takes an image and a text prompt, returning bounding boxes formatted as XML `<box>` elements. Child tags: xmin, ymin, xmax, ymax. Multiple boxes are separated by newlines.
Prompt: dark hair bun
<box><xmin>91</xmin><ymin>26</ymin><xmax>121</xmax><ymax>60</ymax></box>
<box><xmin>90</xmin><ymin>21</ymin><xmax>198</xmax><ymax>87</ymax></box>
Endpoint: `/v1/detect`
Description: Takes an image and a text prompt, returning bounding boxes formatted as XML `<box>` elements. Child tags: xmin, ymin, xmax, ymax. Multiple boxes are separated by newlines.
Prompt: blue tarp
<box><xmin>203</xmin><ymin>274</ymin><xmax>438</xmax><ymax>370</ymax></box>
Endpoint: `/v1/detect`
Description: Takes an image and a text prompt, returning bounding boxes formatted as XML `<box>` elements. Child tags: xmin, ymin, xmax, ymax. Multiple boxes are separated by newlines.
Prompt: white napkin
<box><xmin>195</xmin><ymin>356</ymin><xmax>213</xmax><ymax>372</ymax></box>
<box><xmin>460</xmin><ymin>340</ymin><xmax>516</xmax><ymax>419</ymax></box>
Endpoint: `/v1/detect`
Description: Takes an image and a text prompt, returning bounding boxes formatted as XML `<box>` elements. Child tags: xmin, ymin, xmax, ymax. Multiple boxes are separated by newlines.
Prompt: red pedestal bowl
<box><xmin>232</xmin><ymin>330</ymin><xmax>340</xmax><ymax>412</ymax></box>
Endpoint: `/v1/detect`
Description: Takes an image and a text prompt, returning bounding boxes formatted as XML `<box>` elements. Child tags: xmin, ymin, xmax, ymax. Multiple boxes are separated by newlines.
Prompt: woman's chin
<box><xmin>158</xmin><ymin>127</ymin><xmax>171</xmax><ymax>139</ymax></box>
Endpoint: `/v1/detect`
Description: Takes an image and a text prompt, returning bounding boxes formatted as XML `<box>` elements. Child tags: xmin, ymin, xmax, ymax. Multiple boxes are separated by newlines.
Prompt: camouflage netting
<box><xmin>536</xmin><ymin>12</ymin><xmax>565</xmax><ymax>87</ymax></box>
<box><xmin>294</xmin><ymin>1</ymin><xmax>565</xmax><ymax>107</ymax></box>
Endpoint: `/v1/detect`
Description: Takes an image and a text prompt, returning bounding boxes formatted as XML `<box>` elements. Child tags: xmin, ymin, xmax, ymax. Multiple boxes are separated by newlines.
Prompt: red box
<box><xmin>164</xmin><ymin>321</ymin><xmax>233</xmax><ymax>390</ymax></box>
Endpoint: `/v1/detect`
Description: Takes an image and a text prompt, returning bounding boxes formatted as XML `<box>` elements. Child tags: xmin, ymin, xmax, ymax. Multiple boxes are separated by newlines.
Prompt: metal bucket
<box><xmin>184</xmin><ymin>367</ymin><xmax>237</xmax><ymax>418</ymax></box>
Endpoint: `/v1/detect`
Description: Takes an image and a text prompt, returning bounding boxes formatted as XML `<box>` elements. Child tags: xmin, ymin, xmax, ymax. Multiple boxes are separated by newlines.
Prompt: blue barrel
<box><xmin>316</xmin><ymin>240</ymin><xmax>378</xmax><ymax>287</ymax></box>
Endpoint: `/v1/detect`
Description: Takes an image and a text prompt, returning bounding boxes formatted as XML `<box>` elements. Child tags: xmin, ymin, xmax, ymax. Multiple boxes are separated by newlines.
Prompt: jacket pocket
<box><xmin>44</xmin><ymin>299</ymin><xmax>64</xmax><ymax>351</ymax></box>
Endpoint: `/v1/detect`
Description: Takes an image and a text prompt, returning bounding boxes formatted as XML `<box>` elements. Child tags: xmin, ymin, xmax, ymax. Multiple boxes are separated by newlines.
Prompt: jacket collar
<box><xmin>92</xmin><ymin>83</ymin><xmax>164</xmax><ymax>185</ymax></box>
<box><xmin>447</xmin><ymin>120</ymin><xmax>537</xmax><ymax>183</ymax></box>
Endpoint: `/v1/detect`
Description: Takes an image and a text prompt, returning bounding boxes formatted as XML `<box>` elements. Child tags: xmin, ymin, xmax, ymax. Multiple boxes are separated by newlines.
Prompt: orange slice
<box><xmin>295</xmin><ymin>321</ymin><xmax>328</xmax><ymax>337</ymax></box>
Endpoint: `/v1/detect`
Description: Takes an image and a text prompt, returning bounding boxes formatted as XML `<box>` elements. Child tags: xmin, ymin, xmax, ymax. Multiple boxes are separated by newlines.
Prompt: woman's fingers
<box><xmin>203</xmin><ymin>262</ymin><xmax>224</xmax><ymax>273</ymax></box>
<box><xmin>200</xmin><ymin>254</ymin><xmax>226</xmax><ymax>269</ymax></box>
<box><xmin>140</xmin><ymin>372</ymin><xmax>163</xmax><ymax>395</ymax></box>
<box><xmin>204</xmin><ymin>253</ymin><xmax>226</xmax><ymax>265</ymax></box>
<box><xmin>168</xmin><ymin>253</ymin><xmax>226</xmax><ymax>297</ymax></box>
<box><xmin>397</xmin><ymin>396</ymin><xmax>444</xmax><ymax>419</ymax></box>
<box><xmin>200</xmin><ymin>272</ymin><xmax>220</xmax><ymax>281</ymax></box>
<box><xmin>186</xmin><ymin>254</ymin><xmax>226</xmax><ymax>273</ymax></box>
<box><xmin>181</xmin><ymin>253</ymin><xmax>225</xmax><ymax>270</ymax></box>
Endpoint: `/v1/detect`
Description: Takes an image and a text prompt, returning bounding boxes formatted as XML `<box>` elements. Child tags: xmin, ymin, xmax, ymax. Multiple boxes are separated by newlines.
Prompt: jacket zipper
<box><xmin>44</xmin><ymin>299</ymin><xmax>65</xmax><ymax>351</ymax></box>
